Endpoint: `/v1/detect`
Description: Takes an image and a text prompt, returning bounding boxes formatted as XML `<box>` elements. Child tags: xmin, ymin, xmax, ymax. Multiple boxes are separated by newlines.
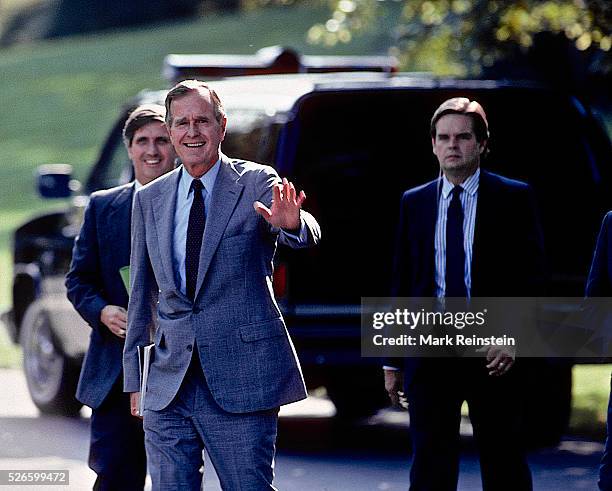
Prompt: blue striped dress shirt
<box><xmin>434</xmin><ymin>167</ymin><xmax>480</xmax><ymax>298</ymax></box>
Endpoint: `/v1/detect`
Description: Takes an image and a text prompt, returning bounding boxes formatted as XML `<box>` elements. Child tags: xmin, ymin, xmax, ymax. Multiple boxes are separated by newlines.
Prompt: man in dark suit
<box><xmin>123</xmin><ymin>80</ymin><xmax>320</xmax><ymax>490</ymax></box>
<box><xmin>585</xmin><ymin>211</ymin><xmax>612</xmax><ymax>491</ymax></box>
<box><xmin>66</xmin><ymin>104</ymin><xmax>176</xmax><ymax>490</ymax></box>
<box><xmin>384</xmin><ymin>97</ymin><xmax>545</xmax><ymax>490</ymax></box>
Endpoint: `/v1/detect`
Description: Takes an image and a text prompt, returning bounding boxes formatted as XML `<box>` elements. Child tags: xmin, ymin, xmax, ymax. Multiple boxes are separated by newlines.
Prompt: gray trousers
<box><xmin>143</xmin><ymin>350</ymin><xmax>279</xmax><ymax>490</ymax></box>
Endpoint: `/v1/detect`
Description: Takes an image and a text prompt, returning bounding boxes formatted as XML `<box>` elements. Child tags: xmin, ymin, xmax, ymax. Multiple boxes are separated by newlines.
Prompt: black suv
<box><xmin>6</xmin><ymin>54</ymin><xmax>612</xmax><ymax>444</ymax></box>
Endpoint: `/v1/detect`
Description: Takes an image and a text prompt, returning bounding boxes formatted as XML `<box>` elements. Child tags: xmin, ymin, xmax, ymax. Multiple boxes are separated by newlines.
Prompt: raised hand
<box><xmin>254</xmin><ymin>177</ymin><xmax>306</xmax><ymax>230</ymax></box>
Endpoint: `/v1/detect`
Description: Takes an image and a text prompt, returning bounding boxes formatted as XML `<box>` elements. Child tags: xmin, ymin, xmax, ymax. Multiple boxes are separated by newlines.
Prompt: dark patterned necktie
<box><xmin>446</xmin><ymin>185</ymin><xmax>467</xmax><ymax>298</ymax></box>
<box><xmin>186</xmin><ymin>179</ymin><xmax>205</xmax><ymax>301</ymax></box>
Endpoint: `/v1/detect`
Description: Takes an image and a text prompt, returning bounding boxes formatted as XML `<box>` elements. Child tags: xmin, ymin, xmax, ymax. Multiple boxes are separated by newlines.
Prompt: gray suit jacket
<box><xmin>123</xmin><ymin>154</ymin><xmax>320</xmax><ymax>413</ymax></box>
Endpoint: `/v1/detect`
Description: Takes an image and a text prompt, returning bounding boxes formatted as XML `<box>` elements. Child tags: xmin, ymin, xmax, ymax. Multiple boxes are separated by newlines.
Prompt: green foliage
<box><xmin>312</xmin><ymin>0</ymin><xmax>611</xmax><ymax>75</ymax></box>
<box><xmin>570</xmin><ymin>364</ymin><xmax>610</xmax><ymax>437</ymax></box>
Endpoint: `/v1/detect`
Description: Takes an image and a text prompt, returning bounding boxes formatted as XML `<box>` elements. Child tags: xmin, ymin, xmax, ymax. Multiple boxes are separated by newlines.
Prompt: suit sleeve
<box><xmin>123</xmin><ymin>190</ymin><xmax>159</xmax><ymax>393</ymax></box>
<box><xmin>586</xmin><ymin>212</ymin><xmax>612</xmax><ymax>297</ymax></box>
<box><xmin>520</xmin><ymin>185</ymin><xmax>547</xmax><ymax>296</ymax></box>
<box><xmin>384</xmin><ymin>192</ymin><xmax>412</xmax><ymax>371</ymax></box>
<box><xmin>391</xmin><ymin>191</ymin><xmax>412</xmax><ymax>298</ymax></box>
<box><xmin>65</xmin><ymin>196</ymin><xmax>108</xmax><ymax>331</ymax></box>
<box><xmin>256</xmin><ymin>166</ymin><xmax>321</xmax><ymax>249</ymax></box>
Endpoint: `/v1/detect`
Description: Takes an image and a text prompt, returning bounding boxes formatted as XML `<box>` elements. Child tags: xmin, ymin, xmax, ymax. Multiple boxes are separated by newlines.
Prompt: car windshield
<box><xmin>283</xmin><ymin>87</ymin><xmax>610</xmax><ymax>303</ymax></box>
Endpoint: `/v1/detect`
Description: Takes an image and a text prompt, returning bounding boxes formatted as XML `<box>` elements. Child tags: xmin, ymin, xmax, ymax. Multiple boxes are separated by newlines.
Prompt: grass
<box><xmin>571</xmin><ymin>364</ymin><xmax>610</xmax><ymax>438</ymax></box>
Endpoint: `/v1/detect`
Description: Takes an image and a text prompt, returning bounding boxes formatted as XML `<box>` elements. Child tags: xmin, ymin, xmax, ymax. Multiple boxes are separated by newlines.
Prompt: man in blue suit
<box><xmin>586</xmin><ymin>211</ymin><xmax>612</xmax><ymax>491</ymax></box>
<box><xmin>384</xmin><ymin>98</ymin><xmax>545</xmax><ymax>490</ymax></box>
<box><xmin>123</xmin><ymin>80</ymin><xmax>321</xmax><ymax>490</ymax></box>
<box><xmin>66</xmin><ymin>104</ymin><xmax>176</xmax><ymax>490</ymax></box>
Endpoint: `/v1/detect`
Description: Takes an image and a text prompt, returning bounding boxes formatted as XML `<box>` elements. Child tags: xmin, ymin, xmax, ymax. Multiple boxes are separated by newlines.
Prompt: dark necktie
<box><xmin>446</xmin><ymin>185</ymin><xmax>467</xmax><ymax>298</ymax></box>
<box><xmin>186</xmin><ymin>179</ymin><xmax>205</xmax><ymax>301</ymax></box>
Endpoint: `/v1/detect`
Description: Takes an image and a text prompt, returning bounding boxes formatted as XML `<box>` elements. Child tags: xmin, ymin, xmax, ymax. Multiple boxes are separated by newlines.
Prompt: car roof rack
<box><xmin>163</xmin><ymin>45</ymin><xmax>398</xmax><ymax>84</ymax></box>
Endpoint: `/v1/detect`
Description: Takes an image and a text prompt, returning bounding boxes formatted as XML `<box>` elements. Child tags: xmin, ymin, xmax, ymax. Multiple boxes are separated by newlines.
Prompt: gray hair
<box><xmin>165</xmin><ymin>80</ymin><xmax>225</xmax><ymax>127</ymax></box>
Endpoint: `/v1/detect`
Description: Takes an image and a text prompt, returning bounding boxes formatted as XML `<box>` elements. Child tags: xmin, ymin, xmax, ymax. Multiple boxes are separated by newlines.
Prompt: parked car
<box><xmin>5</xmin><ymin>48</ymin><xmax>612</xmax><ymax>445</ymax></box>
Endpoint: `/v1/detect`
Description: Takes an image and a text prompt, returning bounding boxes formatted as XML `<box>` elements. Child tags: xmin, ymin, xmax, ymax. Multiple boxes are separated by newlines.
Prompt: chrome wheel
<box><xmin>20</xmin><ymin>300</ymin><xmax>81</xmax><ymax>416</ymax></box>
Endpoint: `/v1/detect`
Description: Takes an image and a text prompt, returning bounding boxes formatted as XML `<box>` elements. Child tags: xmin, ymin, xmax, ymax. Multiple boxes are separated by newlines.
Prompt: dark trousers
<box><xmin>600</xmin><ymin>375</ymin><xmax>612</xmax><ymax>491</ymax></box>
<box><xmin>405</xmin><ymin>358</ymin><xmax>532</xmax><ymax>491</ymax></box>
<box><xmin>89</xmin><ymin>378</ymin><xmax>147</xmax><ymax>491</ymax></box>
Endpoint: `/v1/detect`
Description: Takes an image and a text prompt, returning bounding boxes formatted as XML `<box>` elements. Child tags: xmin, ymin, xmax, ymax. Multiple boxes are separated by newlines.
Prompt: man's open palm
<box><xmin>254</xmin><ymin>177</ymin><xmax>305</xmax><ymax>230</ymax></box>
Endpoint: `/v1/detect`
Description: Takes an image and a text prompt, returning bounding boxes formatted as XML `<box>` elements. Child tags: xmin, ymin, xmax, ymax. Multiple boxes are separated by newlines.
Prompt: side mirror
<box><xmin>36</xmin><ymin>164</ymin><xmax>81</xmax><ymax>198</ymax></box>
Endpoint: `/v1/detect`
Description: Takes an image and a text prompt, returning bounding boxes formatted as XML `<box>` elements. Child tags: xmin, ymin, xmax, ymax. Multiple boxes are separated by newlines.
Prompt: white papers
<box><xmin>137</xmin><ymin>343</ymin><xmax>154</xmax><ymax>417</ymax></box>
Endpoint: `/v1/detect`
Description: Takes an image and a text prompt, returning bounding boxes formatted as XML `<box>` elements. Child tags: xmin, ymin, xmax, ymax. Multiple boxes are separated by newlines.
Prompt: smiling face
<box><xmin>128</xmin><ymin>121</ymin><xmax>176</xmax><ymax>185</ymax></box>
<box><xmin>168</xmin><ymin>89</ymin><xmax>227</xmax><ymax>178</ymax></box>
<box><xmin>432</xmin><ymin>113</ymin><xmax>485</xmax><ymax>184</ymax></box>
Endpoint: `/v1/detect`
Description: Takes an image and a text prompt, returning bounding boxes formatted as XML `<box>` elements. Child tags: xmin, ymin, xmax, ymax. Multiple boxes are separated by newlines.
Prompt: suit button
<box><xmin>187</xmin><ymin>344</ymin><xmax>193</xmax><ymax>352</ymax></box>
<box><xmin>193</xmin><ymin>307</ymin><xmax>201</xmax><ymax>314</ymax></box>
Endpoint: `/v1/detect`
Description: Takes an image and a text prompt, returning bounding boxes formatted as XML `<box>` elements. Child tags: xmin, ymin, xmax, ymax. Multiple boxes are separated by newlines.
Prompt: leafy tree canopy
<box><xmin>307</xmin><ymin>0</ymin><xmax>611</xmax><ymax>76</ymax></box>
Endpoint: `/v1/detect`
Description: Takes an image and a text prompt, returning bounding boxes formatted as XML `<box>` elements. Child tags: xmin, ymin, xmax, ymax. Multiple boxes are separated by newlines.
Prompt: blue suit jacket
<box><xmin>390</xmin><ymin>170</ymin><xmax>546</xmax><ymax>379</ymax></box>
<box><xmin>586</xmin><ymin>211</ymin><xmax>612</xmax><ymax>297</ymax></box>
<box><xmin>66</xmin><ymin>183</ymin><xmax>133</xmax><ymax>409</ymax></box>
<box><xmin>123</xmin><ymin>155</ymin><xmax>321</xmax><ymax>413</ymax></box>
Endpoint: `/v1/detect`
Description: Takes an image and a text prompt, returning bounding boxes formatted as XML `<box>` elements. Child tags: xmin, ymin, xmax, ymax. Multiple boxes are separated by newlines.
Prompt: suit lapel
<box><xmin>195</xmin><ymin>155</ymin><xmax>244</xmax><ymax>299</ymax></box>
<box><xmin>152</xmin><ymin>168</ymin><xmax>182</xmax><ymax>292</ymax></box>
<box><xmin>107</xmin><ymin>183</ymin><xmax>134</xmax><ymax>267</ymax></box>
<box><xmin>471</xmin><ymin>169</ymin><xmax>493</xmax><ymax>295</ymax></box>
<box><xmin>422</xmin><ymin>181</ymin><xmax>438</xmax><ymax>293</ymax></box>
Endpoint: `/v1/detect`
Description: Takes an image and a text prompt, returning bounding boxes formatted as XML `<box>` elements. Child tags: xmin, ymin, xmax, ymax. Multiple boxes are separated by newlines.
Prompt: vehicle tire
<box><xmin>326</xmin><ymin>366</ymin><xmax>389</xmax><ymax>419</ymax></box>
<box><xmin>20</xmin><ymin>300</ymin><xmax>82</xmax><ymax>416</ymax></box>
<box><xmin>521</xmin><ymin>359</ymin><xmax>572</xmax><ymax>448</ymax></box>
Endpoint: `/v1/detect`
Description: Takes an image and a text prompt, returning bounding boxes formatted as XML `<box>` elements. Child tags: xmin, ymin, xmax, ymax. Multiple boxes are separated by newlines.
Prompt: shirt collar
<box><xmin>441</xmin><ymin>167</ymin><xmax>480</xmax><ymax>199</ymax></box>
<box><xmin>135</xmin><ymin>180</ymin><xmax>143</xmax><ymax>191</ymax></box>
<box><xmin>179</xmin><ymin>159</ymin><xmax>221</xmax><ymax>197</ymax></box>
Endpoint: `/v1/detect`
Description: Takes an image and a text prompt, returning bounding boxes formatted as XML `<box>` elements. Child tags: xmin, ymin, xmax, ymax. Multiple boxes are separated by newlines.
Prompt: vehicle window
<box><xmin>475</xmin><ymin>89</ymin><xmax>608</xmax><ymax>294</ymax></box>
<box><xmin>85</xmin><ymin>117</ymin><xmax>133</xmax><ymax>193</ymax></box>
<box><xmin>280</xmin><ymin>88</ymin><xmax>611</xmax><ymax>304</ymax></box>
<box><xmin>284</xmin><ymin>90</ymin><xmax>438</xmax><ymax>304</ymax></box>
<box><xmin>223</xmin><ymin>109</ymin><xmax>278</xmax><ymax>165</ymax></box>
<box><xmin>99</xmin><ymin>130</ymin><xmax>132</xmax><ymax>189</ymax></box>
